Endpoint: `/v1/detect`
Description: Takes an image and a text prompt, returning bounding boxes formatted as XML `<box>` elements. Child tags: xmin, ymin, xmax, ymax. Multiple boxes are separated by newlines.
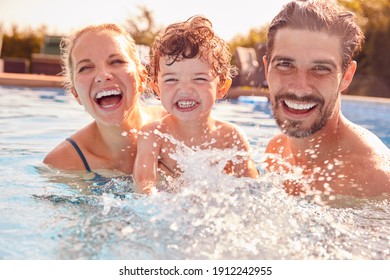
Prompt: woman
<box><xmin>44</xmin><ymin>23</ymin><xmax>164</xmax><ymax>174</ymax></box>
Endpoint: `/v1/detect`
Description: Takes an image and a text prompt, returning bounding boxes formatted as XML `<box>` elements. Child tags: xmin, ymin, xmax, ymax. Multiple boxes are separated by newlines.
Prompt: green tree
<box><xmin>339</xmin><ymin>0</ymin><xmax>390</xmax><ymax>98</ymax></box>
<box><xmin>1</xmin><ymin>25</ymin><xmax>46</xmax><ymax>59</ymax></box>
<box><xmin>228</xmin><ymin>24</ymin><xmax>268</xmax><ymax>68</ymax></box>
<box><xmin>125</xmin><ymin>5</ymin><xmax>162</xmax><ymax>46</ymax></box>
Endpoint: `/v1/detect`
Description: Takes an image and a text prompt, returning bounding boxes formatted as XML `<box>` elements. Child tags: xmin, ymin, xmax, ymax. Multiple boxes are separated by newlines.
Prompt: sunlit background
<box><xmin>0</xmin><ymin>0</ymin><xmax>291</xmax><ymax>41</ymax></box>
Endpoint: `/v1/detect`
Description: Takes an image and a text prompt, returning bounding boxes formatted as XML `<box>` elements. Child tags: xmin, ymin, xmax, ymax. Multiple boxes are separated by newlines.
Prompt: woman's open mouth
<box><xmin>94</xmin><ymin>89</ymin><xmax>123</xmax><ymax>109</ymax></box>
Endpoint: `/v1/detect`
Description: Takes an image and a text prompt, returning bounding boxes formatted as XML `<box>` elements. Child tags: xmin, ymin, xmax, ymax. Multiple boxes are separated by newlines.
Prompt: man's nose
<box><xmin>287</xmin><ymin>70</ymin><xmax>314</xmax><ymax>96</ymax></box>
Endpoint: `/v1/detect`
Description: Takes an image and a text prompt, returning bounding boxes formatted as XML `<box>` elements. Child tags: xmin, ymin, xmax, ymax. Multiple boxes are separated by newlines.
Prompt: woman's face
<box><xmin>71</xmin><ymin>30</ymin><xmax>143</xmax><ymax>126</ymax></box>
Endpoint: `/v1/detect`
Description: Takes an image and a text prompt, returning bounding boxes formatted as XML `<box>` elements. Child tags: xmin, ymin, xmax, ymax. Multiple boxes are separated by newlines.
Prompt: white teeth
<box><xmin>284</xmin><ymin>100</ymin><xmax>316</xmax><ymax>110</ymax></box>
<box><xmin>177</xmin><ymin>100</ymin><xmax>197</xmax><ymax>108</ymax></box>
<box><xmin>96</xmin><ymin>90</ymin><xmax>121</xmax><ymax>99</ymax></box>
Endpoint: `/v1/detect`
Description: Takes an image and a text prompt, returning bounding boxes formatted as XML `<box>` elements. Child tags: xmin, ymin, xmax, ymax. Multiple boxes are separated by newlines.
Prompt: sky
<box><xmin>0</xmin><ymin>0</ymin><xmax>291</xmax><ymax>41</ymax></box>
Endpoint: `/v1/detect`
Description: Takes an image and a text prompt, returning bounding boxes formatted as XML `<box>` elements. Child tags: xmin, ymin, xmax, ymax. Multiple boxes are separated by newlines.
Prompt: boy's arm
<box><xmin>229</xmin><ymin>127</ymin><xmax>259</xmax><ymax>179</ymax></box>
<box><xmin>133</xmin><ymin>125</ymin><xmax>161</xmax><ymax>194</ymax></box>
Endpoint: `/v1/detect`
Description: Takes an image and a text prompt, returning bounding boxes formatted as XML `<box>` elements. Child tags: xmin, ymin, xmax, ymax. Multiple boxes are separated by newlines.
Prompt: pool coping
<box><xmin>0</xmin><ymin>72</ymin><xmax>63</xmax><ymax>88</ymax></box>
<box><xmin>1</xmin><ymin>72</ymin><xmax>389</xmax><ymax>103</ymax></box>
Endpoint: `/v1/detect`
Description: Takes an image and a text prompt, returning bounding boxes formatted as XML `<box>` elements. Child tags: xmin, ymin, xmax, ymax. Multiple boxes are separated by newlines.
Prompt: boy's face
<box><xmin>154</xmin><ymin>57</ymin><xmax>226</xmax><ymax>122</ymax></box>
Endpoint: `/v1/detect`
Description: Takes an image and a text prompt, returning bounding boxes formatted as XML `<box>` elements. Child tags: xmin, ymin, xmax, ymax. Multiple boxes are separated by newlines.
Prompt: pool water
<box><xmin>0</xmin><ymin>85</ymin><xmax>389</xmax><ymax>259</ymax></box>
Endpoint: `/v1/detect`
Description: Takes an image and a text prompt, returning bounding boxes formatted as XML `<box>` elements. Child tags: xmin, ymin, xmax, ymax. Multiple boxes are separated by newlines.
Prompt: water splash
<box><xmin>35</xmin><ymin>147</ymin><xmax>390</xmax><ymax>259</ymax></box>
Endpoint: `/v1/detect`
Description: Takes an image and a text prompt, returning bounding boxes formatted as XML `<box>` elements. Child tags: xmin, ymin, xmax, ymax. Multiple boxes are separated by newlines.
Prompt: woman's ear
<box><xmin>217</xmin><ymin>79</ymin><xmax>232</xmax><ymax>98</ymax></box>
<box><xmin>71</xmin><ymin>87</ymin><xmax>82</xmax><ymax>105</ymax></box>
<box><xmin>151</xmin><ymin>82</ymin><xmax>161</xmax><ymax>98</ymax></box>
<box><xmin>138</xmin><ymin>67</ymin><xmax>148</xmax><ymax>93</ymax></box>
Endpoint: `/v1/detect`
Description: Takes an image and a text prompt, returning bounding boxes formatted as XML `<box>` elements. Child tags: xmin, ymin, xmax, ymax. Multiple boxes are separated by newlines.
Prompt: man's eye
<box><xmin>276</xmin><ymin>61</ymin><xmax>292</xmax><ymax>68</ymax></box>
<box><xmin>312</xmin><ymin>66</ymin><xmax>331</xmax><ymax>75</ymax></box>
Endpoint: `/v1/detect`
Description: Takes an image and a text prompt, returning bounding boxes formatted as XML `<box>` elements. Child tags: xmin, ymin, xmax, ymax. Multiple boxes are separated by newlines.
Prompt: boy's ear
<box><xmin>71</xmin><ymin>87</ymin><xmax>82</xmax><ymax>105</ymax></box>
<box><xmin>217</xmin><ymin>79</ymin><xmax>232</xmax><ymax>98</ymax></box>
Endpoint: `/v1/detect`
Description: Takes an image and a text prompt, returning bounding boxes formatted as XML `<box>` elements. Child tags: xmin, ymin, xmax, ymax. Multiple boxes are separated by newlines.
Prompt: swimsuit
<box><xmin>66</xmin><ymin>137</ymin><xmax>91</xmax><ymax>172</ymax></box>
<box><xmin>65</xmin><ymin>138</ymin><xmax>134</xmax><ymax>193</ymax></box>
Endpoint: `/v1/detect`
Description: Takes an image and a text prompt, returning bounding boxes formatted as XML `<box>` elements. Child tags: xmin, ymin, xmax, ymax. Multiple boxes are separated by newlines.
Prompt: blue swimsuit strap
<box><xmin>65</xmin><ymin>138</ymin><xmax>92</xmax><ymax>172</ymax></box>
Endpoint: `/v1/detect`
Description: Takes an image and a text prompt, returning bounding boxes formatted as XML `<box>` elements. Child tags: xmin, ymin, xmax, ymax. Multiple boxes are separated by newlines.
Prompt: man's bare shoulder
<box><xmin>265</xmin><ymin>133</ymin><xmax>288</xmax><ymax>154</ymax></box>
<box><xmin>345</xmin><ymin>121</ymin><xmax>390</xmax><ymax>157</ymax></box>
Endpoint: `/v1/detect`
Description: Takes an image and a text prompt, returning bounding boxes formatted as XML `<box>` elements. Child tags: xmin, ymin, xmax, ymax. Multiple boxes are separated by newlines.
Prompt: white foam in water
<box><xmin>91</xmin><ymin>144</ymin><xmax>390</xmax><ymax>260</ymax></box>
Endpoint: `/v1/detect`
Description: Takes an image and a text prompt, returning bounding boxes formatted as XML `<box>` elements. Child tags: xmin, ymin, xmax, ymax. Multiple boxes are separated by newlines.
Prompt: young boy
<box><xmin>134</xmin><ymin>16</ymin><xmax>258</xmax><ymax>194</ymax></box>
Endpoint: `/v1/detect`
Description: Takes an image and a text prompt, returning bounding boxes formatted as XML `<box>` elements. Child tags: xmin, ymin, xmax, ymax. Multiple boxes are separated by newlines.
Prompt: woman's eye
<box><xmin>77</xmin><ymin>65</ymin><xmax>92</xmax><ymax>73</ymax></box>
<box><xmin>111</xmin><ymin>59</ymin><xmax>125</xmax><ymax>65</ymax></box>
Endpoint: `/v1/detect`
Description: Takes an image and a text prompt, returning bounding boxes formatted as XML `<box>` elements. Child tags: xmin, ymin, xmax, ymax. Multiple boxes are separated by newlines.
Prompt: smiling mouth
<box><xmin>283</xmin><ymin>100</ymin><xmax>317</xmax><ymax>114</ymax></box>
<box><xmin>176</xmin><ymin>100</ymin><xmax>199</xmax><ymax>109</ymax></box>
<box><xmin>94</xmin><ymin>89</ymin><xmax>123</xmax><ymax>108</ymax></box>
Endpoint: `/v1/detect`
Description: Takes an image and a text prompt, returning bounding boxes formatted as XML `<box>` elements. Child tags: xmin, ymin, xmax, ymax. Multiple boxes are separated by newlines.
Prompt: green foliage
<box><xmin>339</xmin><ymin>0</ymin><xmax>390</xmax><ymax>98</ymax></box>
<box><xmin>125</xmin><ymin>5</ymin><xmax>162</xmax><ymax>46</ymax></box>
<box><xmin>1</xmin><ymin>25</ymin><xmax>45</xmax><ymax>59</ymax></box>
<box><xmin>228</xmin><ymin>24</ymin><xmax>268</xmax><ymax>69</ymax></box>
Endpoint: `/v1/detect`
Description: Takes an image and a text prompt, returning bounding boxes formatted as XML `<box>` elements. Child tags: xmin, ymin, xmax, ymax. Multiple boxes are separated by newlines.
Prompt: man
<box><xmin>262</xmin><ymin>0</ymin><xmax>390</xmax><ymax>197</ymax></box>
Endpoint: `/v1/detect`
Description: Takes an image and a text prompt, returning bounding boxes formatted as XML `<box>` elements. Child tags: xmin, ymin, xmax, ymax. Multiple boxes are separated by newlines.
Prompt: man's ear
<box><xmin>340</xmin><ymin>61</ymin><xmax>357</xmax><ymax>93</ymax></box>
<box><xmin>217</xmin><ymin>78</ymin><xmax>232</xmax><ymax>98</ymax></box>
<box><xmin>71</xmin><ymin>87</ymin><xmax>82</xmax><ymax>105</ymax></box>
<box><xmin>262</xmin><ymin>55</ymin><xmax>269</xmax><ymax>81</ymax></box>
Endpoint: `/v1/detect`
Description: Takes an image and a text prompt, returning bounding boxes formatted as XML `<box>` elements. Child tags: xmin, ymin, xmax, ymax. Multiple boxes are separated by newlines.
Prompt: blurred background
<box><xmin>0</xmin><ymin>0</ymin><xmax>389</xmax><ymax>98</ymax></box>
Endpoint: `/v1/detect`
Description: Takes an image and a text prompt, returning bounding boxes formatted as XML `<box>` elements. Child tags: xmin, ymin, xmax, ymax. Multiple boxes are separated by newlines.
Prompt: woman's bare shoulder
<box><xmin>43</xmin><ymin>139</ymin><xmax>83</xmax><ymax>170</ymax></box>
<box><xmin>43</xmin><ymin>123</ymin><xmax>95</xmax><ymax>170</ymax></box>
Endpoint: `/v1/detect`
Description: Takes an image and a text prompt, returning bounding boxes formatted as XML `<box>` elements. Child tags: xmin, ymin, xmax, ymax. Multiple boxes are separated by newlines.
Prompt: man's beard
<box><xmin>272</xmin><ymin>93</ymin><xmax>334</xmax><ymax>138</ymax></box>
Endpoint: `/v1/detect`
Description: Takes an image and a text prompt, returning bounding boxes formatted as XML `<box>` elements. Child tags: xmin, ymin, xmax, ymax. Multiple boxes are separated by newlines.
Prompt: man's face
<box><xmin>264</xmin><ymin>28</ymin><xmax>353</xmax><ymax>138</ymax></box>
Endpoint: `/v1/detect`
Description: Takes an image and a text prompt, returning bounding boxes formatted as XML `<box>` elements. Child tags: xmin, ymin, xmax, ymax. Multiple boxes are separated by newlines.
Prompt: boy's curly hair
<box><xmin>149</xmin><ymin>15</ymin><xmax>237</xmax><ymax>87</ymax></box>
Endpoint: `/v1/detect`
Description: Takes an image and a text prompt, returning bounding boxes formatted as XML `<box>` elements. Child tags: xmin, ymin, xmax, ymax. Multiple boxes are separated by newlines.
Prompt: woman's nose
<box><xmin>94</xmin><ymin>67</ymin><xmax>113</xmax><ymax>83</ymax></box>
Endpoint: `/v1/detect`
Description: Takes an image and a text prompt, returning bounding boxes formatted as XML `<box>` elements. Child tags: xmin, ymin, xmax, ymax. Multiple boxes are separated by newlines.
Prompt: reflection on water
<box><xmin>0</xmin><ymin>86</ymin><xmax>389</xmax><ymax>259</ymax></box>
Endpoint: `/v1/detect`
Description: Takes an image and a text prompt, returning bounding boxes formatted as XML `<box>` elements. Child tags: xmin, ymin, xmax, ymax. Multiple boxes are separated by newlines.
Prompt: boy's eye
<box><xmin>194</xmin><ymin>77</ymin><xmax>208</xmax><ymax>81</ymax></box>
<box><xmin>164</xmin><ymin>78</ymin><xmax>178</xmax><ymax>82</ymax></box>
